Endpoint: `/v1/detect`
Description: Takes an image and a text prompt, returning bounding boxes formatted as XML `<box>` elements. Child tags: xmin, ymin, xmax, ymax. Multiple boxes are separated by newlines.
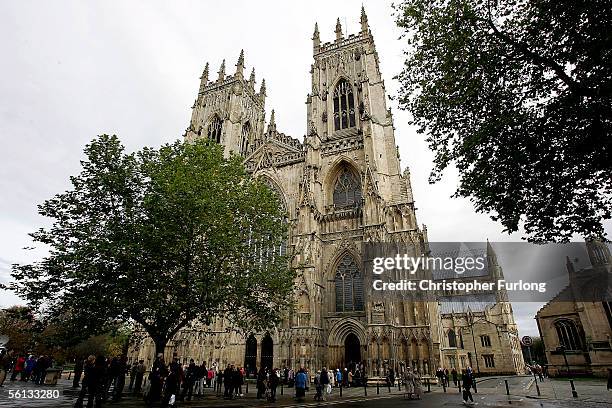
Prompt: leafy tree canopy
<box><xmin>11</xmin><ymin>135</ymin><xmax>295</xmax><ymax>354</ymax></box>
<box><xmin>395</xmin><ymin>0</ymin><xmax>611</xmax><ymax>242</ymax></box>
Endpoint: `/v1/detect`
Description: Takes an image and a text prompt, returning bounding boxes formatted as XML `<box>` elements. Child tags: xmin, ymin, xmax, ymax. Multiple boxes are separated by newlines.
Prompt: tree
<box><xmin>11</xmin><ymin>135</ymin><xmax>295</xmax><ymax>355</ymax></box>
<box><xmin>0</xmin><ymin>306</ymin><xmax>42</xmax><ymax>352</ymax></box>
<box><xmin>394</xmin><ymin>0</ymin><xmax>612</xmax><ymax>242</ymax></box>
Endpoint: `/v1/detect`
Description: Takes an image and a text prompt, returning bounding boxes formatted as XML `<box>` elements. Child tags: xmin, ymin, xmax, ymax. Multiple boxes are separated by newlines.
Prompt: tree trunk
<box><xmin>153</xmin><ymin>336</ymin><xmax>168</xmax><ymax>359</ymax></box>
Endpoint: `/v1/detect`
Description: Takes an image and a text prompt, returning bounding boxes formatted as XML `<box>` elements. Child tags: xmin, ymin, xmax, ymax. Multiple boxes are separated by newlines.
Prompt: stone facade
<box><xmin>129</xmin><ymin>8</ymin><xmax>524</xmax><ymax>378</ymax></box>
<box><xmin>536</xmin><ymin>241</ymin><xmax>612</xmax><ymax>377</ymax></box>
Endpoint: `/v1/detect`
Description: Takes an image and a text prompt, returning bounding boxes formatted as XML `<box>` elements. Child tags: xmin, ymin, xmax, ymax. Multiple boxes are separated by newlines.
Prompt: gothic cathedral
<box><xmin>130</xmin><ymin>8</ymin><xmax>525</xmax><ymax>377</ymax></box>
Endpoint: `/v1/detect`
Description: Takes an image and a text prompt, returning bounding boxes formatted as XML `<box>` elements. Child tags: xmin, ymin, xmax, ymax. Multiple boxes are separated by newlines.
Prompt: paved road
<box><xmin>1</xmin><ymin>376</ymin><xmax>610</xmax><ymax>407</ymax></box>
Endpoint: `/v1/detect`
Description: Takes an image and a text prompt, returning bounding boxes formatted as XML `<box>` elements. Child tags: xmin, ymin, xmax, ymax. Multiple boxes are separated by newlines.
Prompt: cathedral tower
<box><xmin>185</xmin><ymin>51</ymin><xmax>266</xmax><ymax>157</ymax></box>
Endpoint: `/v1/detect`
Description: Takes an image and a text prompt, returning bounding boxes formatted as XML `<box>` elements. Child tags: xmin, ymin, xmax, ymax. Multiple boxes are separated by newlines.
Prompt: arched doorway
<box><xmin>244</xmin><ymin>334</ymin><xmax>257</xmax><ymax>378</ymax></box>
<box><xmin>261</xmin><ymin>333</ymin><xmax>274</xmax><ymax>370</ymax></box>
<box><xmin>345</xmin><ymin>333</ymin><xmax>361</xmax><ymax>371</ymax></box>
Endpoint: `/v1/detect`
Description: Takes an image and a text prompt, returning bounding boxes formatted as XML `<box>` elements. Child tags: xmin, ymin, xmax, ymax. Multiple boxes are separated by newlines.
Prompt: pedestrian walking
<box><xmin>461</xmin><ymin>368</ymin><xmax>474</xmax><ymax>405</ymax></box>
<box><xmin>133</xmin><ymin>360</ymin><xmax>145</xmax><ymax>394</ymax></box>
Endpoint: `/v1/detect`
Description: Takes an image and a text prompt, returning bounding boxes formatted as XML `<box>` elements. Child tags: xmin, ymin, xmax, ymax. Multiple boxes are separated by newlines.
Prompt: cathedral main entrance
<box><xmin>344</xmin><ymin>333</ymin><xmax>361</xmax><ymax>370</ymax></box>
<box><xmin>260</xmin><ymin>333</ymin><xmax>274</xmax><ymax>370</ymax></box>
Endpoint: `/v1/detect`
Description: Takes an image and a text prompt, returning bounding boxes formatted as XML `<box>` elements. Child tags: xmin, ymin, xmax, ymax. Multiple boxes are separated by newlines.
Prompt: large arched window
<box><xmin>207</xmin><ymin>115</ymin><xmax>223</xmax><ymax>143</ymax></box>
<box><xmin>335</xmin><ymin>254</ymin><xmax>364</xmax><ymax>312</ymax></box>
<box><xmin>333</xmin><ymin>166</ymin><xmax>362</xmax><ymax>207</ymax></box>
<box><xmin>241</xmin><ymin>121</ymin><xmax>251</xmax><ymax>155</ymax></box>
<box><xmin>448</xmin><ymin>329</ymin><xmax>457</xmax><ymax>348</ymax></box>
<box><xmin>554</xmin><ymin>319</ymin><xmax>584</xmax><ymax>351</ymax></box>
<box><xmin>333</xmin><ymin>79</ymin><xmax>356</xmax><ymax>131</ymax></box>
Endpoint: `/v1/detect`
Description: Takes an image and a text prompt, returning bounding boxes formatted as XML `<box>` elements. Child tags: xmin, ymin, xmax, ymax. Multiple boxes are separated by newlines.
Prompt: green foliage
<box><xmin>11</xmin><ymin>135</ymin><xmax>295</xmax><ymax>354</ymax></box>
<box><xmin>394</xmin><ymin>0</ymin><xmax>612</xmax><ymax>242</ymax></box>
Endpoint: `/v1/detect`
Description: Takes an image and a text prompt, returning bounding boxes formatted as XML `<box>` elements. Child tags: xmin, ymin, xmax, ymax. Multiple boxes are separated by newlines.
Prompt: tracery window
<box><xmin>208</xmin><ymin>115</ymin><xmax>223</xmax><ymax>143</ymax></box>
<box><xmin>333</xmin><ymin>79</ymin><xmax>356</xmax><ymax>131</ymax></box>
<box><xmin>448</xmin><ymin>330</ymin><xmax>457</xmax><ymax>348</ymax></box>
<box><xmin>241</xmin><ymin>122</ymin><xmax>251</xmax><ymax>155</ymax></box>
<box><xmin>555</xmin><ymin>319</ymin><xmax>583</xmax><ymax>351</ymax></box>
<box><xmin>333</xmin><ymin>167</ymin><xmax>362</xmax><ymax>207</ymax></box>
<box><xmin>335</xmin><ymin>254</ymin><xmax>364</xmax><ymax>312</ymax></box>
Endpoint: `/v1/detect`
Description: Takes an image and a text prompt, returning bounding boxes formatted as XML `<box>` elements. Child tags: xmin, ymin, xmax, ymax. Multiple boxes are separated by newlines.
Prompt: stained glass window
<box><xmin>335</xmin><ymin>254</ymin><xmax>364</xmax><ymax>312</ymax></box>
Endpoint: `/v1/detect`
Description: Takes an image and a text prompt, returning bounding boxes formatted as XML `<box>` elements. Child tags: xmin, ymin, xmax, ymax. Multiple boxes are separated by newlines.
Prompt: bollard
<box><xmin>340</xmin><ymin>383</ymin><xmax>342</xmax><ymax>397</ymax></box>
<box><xmin>427</xmin><ymin>379</ymin><xmax>431</xmax><ymax>393</ymax></box>
<box><xmin>281</xmin><ymin>382</ymin><xmax>283</xmax><ymax>395</ymax></box>
<box><xmin>388</xmin><ymin>381</ymin><xmax>391</xmax><ymax>393</ymax></box>
<box><xmin>398</xmin><ymin>380</ymin><xmax>401</xmax><ymax>392</ymax></box>
<box><xmin>458</xmin><ymin>379</ymin><xmax>462</xmax><ymax>394</ymax></box>
<box><xmin>569</xmin><ymin>380</ymin><xmax>578</xmax><ymax>398</ymax></box>
<box><xmin>364</xmin><ymin>381</ymin><xmax>368</xmax><ymax>396</ymax></box>
<box><xmin>443</xmin><ymin>380</ymin><xmax>446</xmax><ymax>393</ymax></box>
<box><xmin>246</xmin><ymin>381</ymin><xmax>249</xmax><ymax>394</ymax></box>
<box><xmin>473</xmin><ymin>378</ymin><xmax>478</xmax><ymax>394</ymax></box>
<box><xmin>505</xmin><ymin>379</ymin><xmax>510</xmax><ymax>395</ymax></box>
<box><xmin>377</xmin><ymin>380</ymin><xmax>380</xmax><ymax>394</ymax></box>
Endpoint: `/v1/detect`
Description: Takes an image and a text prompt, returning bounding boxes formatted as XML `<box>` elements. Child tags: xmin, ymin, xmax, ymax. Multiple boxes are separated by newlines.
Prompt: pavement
<box><xmin>0</xmin><ymin>375</ymin><xmax>611</xmax><ymax>408</ymax></box>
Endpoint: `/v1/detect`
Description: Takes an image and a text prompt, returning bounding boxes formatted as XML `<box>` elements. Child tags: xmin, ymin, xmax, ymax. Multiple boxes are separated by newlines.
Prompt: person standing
<box><xmin>0</xmin><ymin>350</ymin><xmax>11</xmax><ymax>387</ymax></box>
<box><xmin>147</xmin><ymin>354</ymin><xmax>166</xmax><ymax>406</ymax></box>
<box><xmin>269</xmin><ymin>368</ymin><xmax>279</xmax><ymax>402</ymax></box>
<box><xmin>256</xmin><ymin>367</ymin><xmax>266</xmax><ymax>399</ymax></box>
<box><xmin>223</xmin><ymin>364</ymin><xmax>233</xmax><ymax>399</ymax></box>
<box><xmin>319</xmin><ymin>367</ymin><xmax>330</xmax><ymax>400</ymax></box>
<box><xmin>73</xmin><ymin>357</ymin><xmax>84</xmax><ymax>388</ymax></box>
<box><xmin>112</xmin><ymin>355</ymin><xmax>127</xmax><ymax>402</ymax></box>
<box><xmin>295</xmin><ymin>368</ymin><xmax>307</xmax><ymax>402</ymax></box>
<box><xmin>128</xmin><ymin>360</ymin><xmax>138</xmax><ymax>392</ymax></box>
<box><xmin>181</xmin><ymin>359</ymin><xmax>197</xmax><ymax>401</ymax></box>
<box><xmin>11</xmin><ymin>354</ymin><xmax>25</xmax><ymax>381</ymax></box>
<box><xmin>451</xmin><ymin>367</ymin><xmax>458</xmax><ymax>386</ymax></box>
<box><xmin>133</xmin><ymin>360</ymin><xmax>145</xmax><ymax>394</ymax></box>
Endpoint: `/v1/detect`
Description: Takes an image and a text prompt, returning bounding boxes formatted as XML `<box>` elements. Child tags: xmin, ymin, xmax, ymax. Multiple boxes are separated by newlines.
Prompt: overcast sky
<box><xmin>1</xmin><ymin>0</ymin><xmax>610</xmax><ymax>337</ymax></box>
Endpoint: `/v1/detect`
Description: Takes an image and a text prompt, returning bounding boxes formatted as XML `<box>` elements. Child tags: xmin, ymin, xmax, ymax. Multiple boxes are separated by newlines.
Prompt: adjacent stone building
<box><xmin>129</xmin><ymin>8</ymin><xmax>524</xmax><ymax>377</ymax></box>
<box><xmin>536</xmin><ymin>241</ymin><xmax>612</xmax><ymax>377</ymax></box>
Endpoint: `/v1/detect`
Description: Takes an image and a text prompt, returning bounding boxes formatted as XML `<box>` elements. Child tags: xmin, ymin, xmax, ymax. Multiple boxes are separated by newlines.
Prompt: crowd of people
<box><xmin>0</xmin><ymin>349</ymin><xmax>55</xmax><ymax>387</ymax></box>
<box><xmin>1</xmin><ymin>346</ymin><xmax>486</xmax><ymax>407</ymax></box>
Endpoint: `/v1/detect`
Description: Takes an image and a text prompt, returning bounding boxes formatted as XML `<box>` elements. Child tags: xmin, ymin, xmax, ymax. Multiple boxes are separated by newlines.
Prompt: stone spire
<box><xmin>235</xmin><ymin>49</ymin><xmax>245</xmax><ymax>79</ymax></box>
<box><xmin>268</xmin><ymin>109</ymin><xmax>276</xmax><ymax>132</ymax></box>
<box><xmin>313</xmin><ymin>22</ymin><xmax>320</xmax><ymax>53</ymax></box>
<box><xmin>218</xmin><ymin>59</ymin><xmax>226</xmax><ymax>81</ymax></box>
<box><xmin>335</xmin><ymin>18</ymin><xmax>343</xmax><ymax>42</ymax></box>
<box><xmin>259</xmin><ymin>78</ymin><xmax>266</xmax><ymax>96</ymax></box>
<box><xmin>199</xmin><ymin>62</ymin><xmax>209</xmax><ymax>93</ymax></box>
<box><xmin>360</xmin><ymin>5</ymin><xmax>369</xmax><ymax>33</ymax></box>
<box><xmin>248</xmin><ymin>68</ymin><xmax>256</xmax><ymax>89</ymax></box>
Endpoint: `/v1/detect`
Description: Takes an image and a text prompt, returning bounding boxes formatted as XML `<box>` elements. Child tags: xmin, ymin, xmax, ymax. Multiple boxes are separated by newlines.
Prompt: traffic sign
<box><xmin>521</xmin><ymin>336</ymin><xmax>533</xmax><ymax>347</ymax></box>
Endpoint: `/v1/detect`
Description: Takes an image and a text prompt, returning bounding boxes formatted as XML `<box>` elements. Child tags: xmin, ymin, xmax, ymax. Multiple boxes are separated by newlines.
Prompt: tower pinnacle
<box><xmin>360</xmin><ymin>5</ymin><xmax>369</xmax><ymax>33</ymax></box>
<box><xmin>199</xmin><ymin>62</ymin><xmax>209</xmax><ymax>93</ymax></box>
<box><xmin>259</xmin><ymin>78</ymin><xmax>266</xmax><ymax>96</ymax></box>
<box><xmin>313</xmin><ymin>22</ymin><xmax>320</xmax><ymax>53</ymax></box>
<box><xmin>235</xmin><ymin>49</ymin><xmax>245</xmax><ymax>79</ymax></box>
<box><xmin>249</xmin><ymin>68</ymin><xmax>256</xmax><ymax>89</ymax></box>
<box><xmin>268</xmin><ymin>109</ymin><xmax>276</xmax><ymax>132</ymax></box>
<box><xmin>218</xmin><ymin>59</ymin><xmax>226</xmax><ymax>81</ymax></box>
<box><xmin>335</xmin><ymin>18</ymin><xmax>343</xmax><ymax>42</ymax></box>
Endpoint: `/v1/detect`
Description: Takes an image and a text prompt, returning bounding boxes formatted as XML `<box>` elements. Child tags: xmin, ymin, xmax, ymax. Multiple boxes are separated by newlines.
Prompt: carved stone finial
<box><xmin>218</xmin><ymin>59</ymin><xmax>226</xmax><ymax>81</ymax></box>
<box><xmin>199</xmin><ymin>62</ymin><xmax>209</xmax><ymax>92</ymax></box>
<box><xmin>361</xmin><ymin>5</ymin><xmax>369</xmax><ymax>33</ymax></box>
<box><xmin>235</xmin><ymin>49</ymin><xmax>245</xmax><ymax>79</ymax></box>
<box><xmin>259</xmin><ymin>78</ymin><xmax>266</xmax><ymax>96</ymax></box>
<box><xmin>249</xmin><ymin>68</ymin><xmax>256</xmax><ymax>88</ymax></box>
<box><xmin>313</xmin><ymin>22</ymin><xmax>320</xmax><ymax>53</ymax></box>
<box><xmin>335</xmin><ymin>18</ymin><xmax>343</xmax><ymax>42</ymax></box>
